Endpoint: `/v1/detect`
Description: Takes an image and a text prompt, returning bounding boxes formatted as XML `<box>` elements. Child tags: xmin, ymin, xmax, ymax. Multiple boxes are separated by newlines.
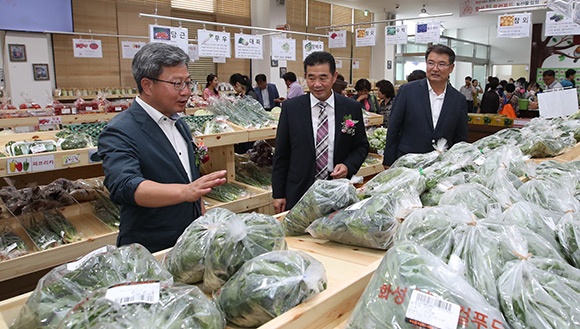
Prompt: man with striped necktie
<box><xmin>272</xmin><ymin>51</ymin><xmax>369</xmax><ymax>213</ymax></box>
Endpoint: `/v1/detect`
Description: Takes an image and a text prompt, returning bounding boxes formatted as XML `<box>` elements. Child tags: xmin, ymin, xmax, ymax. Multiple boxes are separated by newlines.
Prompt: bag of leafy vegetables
<box><xmin>57</xmin><ymin>284</ymin><xmax>225</xmax><ymax>329</ymax></box>
<box><xmin>557</xmin><ymin>211</ymin><xmax>580</xmax><ymax>267</ymax></box>
<box><xmin>11</xmin><ymin>244</ymin><xmax>173</xmax><ymax>329</ymax></box>
<box><xmin>477</xmin><ymin>145</ymin><xmax>531</xmax><ymax>179</ymax></box>
<box><xmin>164</xmin><ymin>208</ymin><xmax>235</xmax><ymax>284</ymax></box>
<box><xmin>420</xmin><ymin>172</ymin><xmax>483</xmax><ymax>207</ymax></box>
<box><xmin>518</xmin><ymin>177</ymin><xmax>580</xmax><ymax>214</ymax></box>
<box><xmin>438</xmin><ymin>183</ymin><xmax>499</xmax><ymax>218</ymax></box>
<box><xmin>346</xmin><ymin>242</ymin><xmax>509</xmax><ymax>329</ymax></box>
<box><xmin>58</xmin><ymin>132</ymin><xmax>93</xmax><ymax>150</ymax></box>
<box><xmin>283</xmin><ymin>179</ymin><xmax>357</xmax><ymax>235</ymax></box>
<box><xmin>216</xmin><ymin>250</ymin><xmax>327</xmax><ymax>328</ymax></box>
<box><xmin>203</xmin><ymin>212</ymin><xmax>287</xmax><ymax>292</ymax></box>
<box><xmin>482</xmin><ymin>167</ymin><xmax>524</xmax><ymax>209</ymax></box>
<box><xmin>500</xmin><ymin>201</ymin><xmax>561</xmax><ymax>251</ymax></box>
<box><xmin>358</xmin><ymin>167</ymin><xmax>426</xmax><ymax>199</ymax></box>
<box><xmin>390</xmin><ymin>138</ymin><xmax>446</xmax><ymax>169</ymax></box>
<box><xmin>306</xmin><ymin>191</ymin><xmax>422</xmax><ymax>250</ymax></box>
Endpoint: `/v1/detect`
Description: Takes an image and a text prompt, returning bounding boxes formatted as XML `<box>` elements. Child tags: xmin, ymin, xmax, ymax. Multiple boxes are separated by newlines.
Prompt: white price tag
<box><xmin>86</xmin><ymin>106</ymin><xmax>93</xmax><ymax>111</ymax></box>
<box><xmin>115</xmin><ymin>106</ymin><xmax>122</xmax><ymax>112</ymax></box>
<box><xmin>473</xmin><ymin>156</ymin><xmax>485</xmax><ymax>166</ymax></box>
<box><xmin>30</xmin><ymin>144</ymin><xmax>47</xmax><ymax>154</ymax></box>
<box><xmin>67</xmin><ymin>246</ymin><xmax>108</xmax><ymax>271</ymax></box>
<box><xmin>62</xmin><ymin>108</ymin><xmax>71</xmax><ymax>115</ymax></box>
<box><xmin>38</xmin><ymin>116</ymin><xmax>62</xmax><ymax>126</ymax></box>
<box><xmin>5</xmin><ymin>243</ymin><xmax>17</xmax><ymax>253</ymax></box>
<box><xmin>405</xmin><ymin>290</ymin><xmax>460</xmax><ymax>329</ymax></box>
<box><xmin>105</xmin><ymin>281</ymin><xmax>160</xmax><ymax>305</ymax></box>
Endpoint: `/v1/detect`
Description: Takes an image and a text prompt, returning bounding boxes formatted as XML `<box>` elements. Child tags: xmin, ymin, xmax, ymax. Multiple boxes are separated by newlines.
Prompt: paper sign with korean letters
<box><xmin>415</xmin><ymin>22</ymin><xmax>440</xmax><ymax>44</ymax></box>
<box><xmin>63</xmin><ymin>154</ymin><xmax>81</xmax><ymax>166</ymax></box>
<box><xmin>328</xmin><ymin>30</ymin><xmax>347</xmax><ymax>48</ymax></box>
<box><xmin>271</xmin><ymin>38</ymin><xmax>296</xmax><ymax>61</ymax></box>
<box><xmin>73</xmin><ymin>39</ymin><xmax>103</xmax><ymax>58</ymax></box>
<box><xmin>544</xmin><ymin>11</ymin><xmax>580</xmax><ymax>36</ymax></box>
<box><xmin>386</xmin><ymin>25</ymin><xmax>408</xmax><ymax>45</ymax></box>
<box><xmin>336</xmin><ymin>59</ymin><xmax>343</xmax><ymax>69</ymax></box>
<box><xmin>31</xmin><ymin>154</ymin><xmax>55</xmax><ymax>172</ymax></box>
<box><xmin>197</xmin><ymin>30</ymin><xmax>231</xmax><ymax>58</ymax></box>
<box><xmin>188</xmin><ymin>44</ymin><xmax>199</xmax><ymax>61</ymax></box>
<box><xmin>149</xmin><ymin>25</ymin><xmax>188</xmax><ymax>53</ymax></box>
<box><xmin>497</xmin><ymin>13</ymin><xmax>531</xmax><ymax>38</ymax></box>
<box><xmin>6</xmin><ymin>157</ymin><xmax>32</xmax><ymax>175</ymax></box>
<box><xmin>352</xmin><ymin>60</ymin><xmax>360</xmax><ymax>69</ymax></box>
<box><xmin>355</xmin><ymin>27</ymin><xmax>377</xmax><ymax>47</ymax></box>
<box><xmin>121</xmin><ymin>41</ymin><xmax>145</xmax><ymax>59</ymax></box>
<box><xmin>234</xmin><ymin>33</ymin><xmax>264</xmax><ymax>59</ymax></box>
<box><xmin>303</xmin><ymin>40</ymin><xmax>324</xmax><ymax>61</ymax></box>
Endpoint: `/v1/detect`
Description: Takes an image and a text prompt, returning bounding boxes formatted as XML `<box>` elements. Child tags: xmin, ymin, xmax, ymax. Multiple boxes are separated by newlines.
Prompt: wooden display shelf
<box><xmin>54</xmin><ymin>94</ymin><xmax>137</xmax><ymax>101</ymax></box>
<box><xmin>247</xmin><ymin>125</ymin><xmax>277</xmax><ymax>142</ymax></box>
<box><xmin>195</xmin><ymin>125</ymin><xmax>248</xmax><ymax>148</ymax></box>
<box><xmin>203</xmin><ymin>181</ymin><xmax>272</xmax><ymax>213</ymax></box>
<box><xmin>356</xmin><ymin>153</ymin><xmax>383</xmax><ymax>177</ymax></box>
<box><xmin>363</xmin><ymin>112</ymin><xmax>384</xmax><ymax>126</ymax></box>
<box><xmin>0</xmin><ymin>113</ymin><xmax>118</xmax><ymax>129</ymax></box>
<box><xmin>0</xmin><ymin>147</ymin><xmax>100</xmax><ymax>177</ymax></box>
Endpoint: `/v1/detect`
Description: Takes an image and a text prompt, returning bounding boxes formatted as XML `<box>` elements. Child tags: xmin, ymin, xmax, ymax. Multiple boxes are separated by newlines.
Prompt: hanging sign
<box><xmin>336</xmin><ymin>59</ymin><xmax>343</xmax><ymax>69</ymax></box>
<box><xmin>187</xmin><ymin>44</ymin><xmax>199</xmax><ymax>61</ymax></box>
<box><xmin>271</xmin><ymin>37</ymin><xmax>296</xmax><ymax>61</ymax></box>
<box><xmin>328</xmin><ymin>30</ymin><xmax>347</xmax><ymax>48</ymax></box>
<box><xmin>497</xmin><ymin>13</ymin><xmax>532</xmax><ymax>38</ymax></box>
<box><xmin>415</xmin><ymin>22</ymin><xmax>440</xmax><ymax>44</ymax></box>
<box><xmin>302</xmin><ymin>40</ymin><xmax>324</xmax><ymax>61</ymax></box>
<box><xmin>352</xmin><ymin>60</ymin><xmax>360</xmax><ymax>69</ymax></box>
<box><xmin>461</xmin><ymin>0</ymin><xmax>543</xmax><ymax>16</ymax></box>
<box><xmin>386</xmin><ymin>25</ymin><xmax>408</xmax><ymax>45</ymax></box>
<box><xmin>234</xmin><ymin>33</ymin><xmax>263</xmax><ymax>59</ymax></box>
<box><xmin>73</xmin><ymin>39</ymin><xmax>103</xmax><ymax>58</ymax></box>
<box><xmin>149</xmin><ymin>25</ymin><xmax>188</xmax><ymax>52</ymax></box>
<box><xmin>355</xmin><ymin>27</ymin><xmax>376</xmax><ymax>47</ymax></box>
<box><xmin>198</xmin><ymin>30</ymin><xmax>231</xmax><ymax>58</ymax></box>
<box><xmin>121</xmin><ymin>41</ymin><xmax>145</xmax><ymax>59</ymax></box>
<box><xmin>544</xmin><ymin>11</ymin><xmax>580</xmax><ymax>36</ymax></box>
<box><xmin>213</xmin><ymin>57</ymin><xmax>226</xmax><ymax>63</ymax></box>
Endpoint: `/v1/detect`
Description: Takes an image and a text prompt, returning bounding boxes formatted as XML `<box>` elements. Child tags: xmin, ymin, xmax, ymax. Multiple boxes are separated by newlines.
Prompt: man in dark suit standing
<box><xmin>272</xmin><ymin>51</ymin><xmax>369</xmax><ymax>213</ymax></box>
<box><xmin>254</xmin><ymin>74</ymin><xmax>282</xmax><ymax>111</ymax></box>
<box><xmin>98</xmin><ymin>43</ymin><xmax>226</xmax><ymax>253</ymax></box>
<box><xmin>383</xmin><ymin>44</ymin><xmax>468</xmax><ymax>167</ymax></box>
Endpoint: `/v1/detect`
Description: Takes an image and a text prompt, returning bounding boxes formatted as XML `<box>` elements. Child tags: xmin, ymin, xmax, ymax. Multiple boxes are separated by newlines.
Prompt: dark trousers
<box><xmin>466</xmin><ymin>100</ymin><xmax>474</xmax><ymax>113</ymax></box>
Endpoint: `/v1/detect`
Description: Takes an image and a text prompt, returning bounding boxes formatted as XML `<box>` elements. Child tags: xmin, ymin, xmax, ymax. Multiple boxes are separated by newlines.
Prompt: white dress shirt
<box><xmin>261</xmin><ymin>88</ymin><xmax>271</xmax><ymax>109</ymax></box>
<box><xmin>310</xmin><ymin>92</ymin><xmax>335</xmax><ymax>173</ymax></box>
<box><xmin>136</xmin><ymin>96</ymin><xmax>192</xmax><ymax>181</ymax></box>
<box><xmin>427</xmin><ymin>79</ymin><xmax>447</xmax><ymax>129</ymax></box>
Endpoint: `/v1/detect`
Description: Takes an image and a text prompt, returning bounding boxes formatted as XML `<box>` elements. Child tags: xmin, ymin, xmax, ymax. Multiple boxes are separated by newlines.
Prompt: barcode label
<box><xmin>105</xmin><ymin>282</ymin><xmax>160</xmax><ymax>306</ymax></box>
<box><xmin>405</xmin><ymin>290</ymin><xmax>460</xmax><ymax>329</ymax></box>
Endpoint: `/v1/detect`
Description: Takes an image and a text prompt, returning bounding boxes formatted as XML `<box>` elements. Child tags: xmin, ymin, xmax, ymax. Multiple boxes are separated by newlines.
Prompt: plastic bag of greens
<box><xmin>519</xmin><ymin>132</ymin><xmax>576</xmax><ymax>158</ymax></box>
<box><xmin>346</xmin><ymin>242</ymin><xmax>509</xmax><ymax>329</ymax></box>
<box><xmin>164</xmin><ymin>208</ymin><xmax>235</xmax><ymax>284</ymax></box>
<box><xmin>57</xmin><ymin>284</ymin><xmax>225</xmax><ymax>329</ymax></box>
<box><xmin>420</xmin><ymin>172</ymin><xmax>483</xmax><ymax>207</ymax></box>
<box><xmin>203</xmin><ymin>212</ymin><xmax>286</xmax><ymax>292</ymax></box>
<box><xmin>358</xmin><ymin>167</ymin><xmax>426</xmax><ymax>199</ymax></box>
<box><xmin>501</xmin><ymin>201</ymin><xmax>561</xmax><ymax>251</ymax></box>
<box><xmin>202</xmin><ymin>116</ymin><xmax>234</xmax><ymax>135</ymax></box>
<box><xmin>482</xmin><ymin>167</ymin><xmax>524</xmax><ymax>209</ymax></box>
<box><xmin>440</xmin><ymin>141</ymin><xmax>485</xmax><ymax>169</ymax></box>
<box><xmin>283</xmin><ymin>179</ymin><xmax>357</xmax><ymax>236</ymax></box>
<box><xmin>438</xmin><ymin>183</ymin><xmax>499</xmax><ymax>218</ymax></box>
<box><xmin>477</xmin><ymin>145</ymin><xmax>532</xmax><ymax>178</ymax></box>
<box><xmin>497</xmin><ymin>255</ymin><xmax>580</xmax><ymax>329</ymax></box>
<box><xmin>518</xmin><ymin>177</ymin><xmax>580</xmax><ymax>214</ymax></box>
<box><xmin>11</xmin><ymin>244</ymin><xmax>172</xmax><ymax>329</ymax></box>
<box><xmin>557</xmin><ymin>212</ymin><xmax>580</xmax><ymax>267</ymax></box>
<box><xmin>394</xmin><ymin>205</ymin><xmax>474</xmax><ymax>262</ymax></box>
<box><xmin>58</xmin><ymin>132</ymin><xmax>93</xmax><ymax>150</ymax></box>
<box><xmin>474</xmin><ymin>127</ymin><xmax>522</xmax><ymax>152</ymax></box>
<box><xmin>216</xmin><ymin>250</ymin><xmax>327</xmax><ymax>328</ymax></box>
<box><xmin>390</xmin><ymin>139</ymin><xmax>447</xmax><ymax>169</ymax></box>
<box><xmin>306</xmin><ymin>191</ymin><xmax>422</xmax><ymax>250</ymax></box>
<box><xmin>534</xmin><ymin>160</ymin><xmax>580</xmax><ymax>191</ymax></box>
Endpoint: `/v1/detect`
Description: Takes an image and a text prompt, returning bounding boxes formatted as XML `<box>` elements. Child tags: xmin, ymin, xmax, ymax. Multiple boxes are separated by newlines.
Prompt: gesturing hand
<box><xmin>184</xmin><ymin>170</ymin><xmax>227</xmax><ymax>202</ymax></box>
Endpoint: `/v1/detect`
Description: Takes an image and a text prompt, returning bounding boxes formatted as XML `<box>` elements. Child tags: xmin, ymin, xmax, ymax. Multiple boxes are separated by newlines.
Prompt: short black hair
<box><xmin>255</xmin><ymin>74</ymin><xmax>267</xmax><ymax>83</ymax></box>
<box><xmin>282</xmin><ymin>72</ymin><xmax>297</xmax><ymax>82</ymax></box>
<box><xmin>543</xmin><ymin>69</ymin><xmax>556</xmax><ymax>77</ymax></box>
<box><xmin>303</xmin><ymin>51</ymin><xmax>336</xmax><ymax>75</ymax></box>
<box><xmin>465</xmin><ymin>76</ymin><xmax>472</xmax><ymax>81</ymax></box>
<box><xmin>376</xmin><ymin>79</ymin><xmax>395</xmax><ymax>98</ymax></box>
<box><xmin>425</xmin><ymin>44</ymin><xmax>456</xmax><ymax>64</ymax></box>
<box><xmin>407</xmin><ymin>70</ymin><xmax>426</xmax><ymax>82</ymax></box>
<box><xmin>354</xmin><ymin>78</ymin><xmax>371</xmax><ymax>92</ymax></box>
<box><xmin>566</xmin><ymin>69</ymin><xmax>576</xmax><ymax>78</ymax></box>
<box><xmin>505</xmin><ymin>83</ymin><xmax>516</xmax><ymax>93</ymax></box>
<box><xmin>336</xmin><ymin>74</ymin><xmax>345</xmax><ymax>81</ymax></box>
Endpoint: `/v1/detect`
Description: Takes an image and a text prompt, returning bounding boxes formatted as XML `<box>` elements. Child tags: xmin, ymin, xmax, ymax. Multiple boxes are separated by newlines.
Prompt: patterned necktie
<box><xmin>315</xmin><ymin>101</ymin><xmax>329</xmax><ymax>180</ymax></box>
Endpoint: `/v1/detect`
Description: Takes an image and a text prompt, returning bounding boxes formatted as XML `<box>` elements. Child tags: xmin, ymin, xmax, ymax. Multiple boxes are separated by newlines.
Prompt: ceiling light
<box><xmin>419</xmin><ymin>5</ymin><xmax>429</xmax><ymax>17</ymax></box>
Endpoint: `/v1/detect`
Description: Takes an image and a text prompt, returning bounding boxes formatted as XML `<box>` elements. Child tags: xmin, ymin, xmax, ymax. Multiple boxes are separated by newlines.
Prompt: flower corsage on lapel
<box><xmin>341</xmin><ymin>115</ymin><xmax>358</xmax><ymax>136</ymax></box>
<box><xmin>194</xmin><ymin>141</ymin><xmax>209</xmax><ymax>166</ymax></box>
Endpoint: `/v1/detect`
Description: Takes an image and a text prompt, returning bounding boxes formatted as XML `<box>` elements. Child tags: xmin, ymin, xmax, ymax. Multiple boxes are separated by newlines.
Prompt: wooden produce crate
<box><xmin>0</xmin><ymin>147</ymin><xmax>100</xmax><ymax>177</ymax></box>
<box><xmin>355</xmin><ymin>153</ymin><xmax>384</xmax><ymax>177</ymax></box>
<box><xmin>247</xmin><ymin>124</ymin><xmax>278</xmax><ymax>142</ymax></box>
<box><xmin>195</xmin><ymin>124</ymin><xmax>248</xmax><ymax>148</ymax></box>
<box><xmin>0</xmin><ymin>113</ymin><xmax>119</xmax><ymax>130</ymax></box>
<box><xmin>0</xmin><ymin>203</ymin><xmax>117</xmax><ymax>283</ymax></box>
<box><xmin>363</xmin><ymin>113</ymin><xmax>384</xmax><ymax>127</ymax></box>
<box><xmin>203</xmin><ymin>181</ymin><xmax>272</xmax><ymax>213</ymax></box>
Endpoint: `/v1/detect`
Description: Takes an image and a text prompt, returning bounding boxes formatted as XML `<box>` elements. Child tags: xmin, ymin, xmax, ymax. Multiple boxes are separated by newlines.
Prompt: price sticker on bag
<box><xmin>105</xmin><ymin>281</ymin><xmax>160</xmax><ymax>305</ymax></box>
<box><xmin>405</xmin><ymin>290</ymin><xmax>460</xmax><ymax>329</ymax></box>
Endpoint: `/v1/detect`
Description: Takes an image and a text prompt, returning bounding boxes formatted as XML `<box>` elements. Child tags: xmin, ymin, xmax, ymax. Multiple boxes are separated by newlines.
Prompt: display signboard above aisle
<box><xmin>271</xmin><ymin>38</ymin><xmax>296</xmax><ymax>61</ymax></box>
<box><xmin>544</xmin><ymin>10</ymin><xmax>580</xmax><ymax>35</ymax></box>
<box><xmin>496</xmin><ymin>13</ymin><xmax>532</xmax><ymax>38</ymax></box>
<box><xmin>328</xmin><ymin>30</ymin><xmax>347</xmax><ymax>48</ymax></box>
<box><xmin>72</xmin><ymin>39</ymin><xmax>103</xmax><ymax>58</ymax></box>
<box><xmin>234</xmin><ymin>33</ymin><xmax>264</xmax><ymax>59</ymax></box>
<box><xmin>355</xmin><ymin>28</ymin><xmax>377</xmax><ymax>47</ymax></box>
<box><xmin>415</xmin><ymin>22</ymin><xmax>441</xmax><ymax>44</ymax></box>
<box><xmin>386</xmin><ymin>25</ymin><xmax>408</xmax><ymax>45</ymax></box>
<box><xmin>149</xmin><ymin>24</ymin><xmax>188</xmax><ymax>53</ymax></box>
<box><xmin>197</xmin><ymin>30</ymin><xmax>231</xmax><ymax>58</ymax></box>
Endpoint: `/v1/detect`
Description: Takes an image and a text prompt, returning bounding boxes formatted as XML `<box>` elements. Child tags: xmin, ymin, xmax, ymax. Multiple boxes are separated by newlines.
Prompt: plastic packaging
<box><xmin>357</xmin><ymin>167</ymin><xmax>426</xmax><ymax>199</ymax></box>
<box><xmin>438</xmin><ymin>183</ymin><xmax>499</xmax><ymax>219</ymax></box>
<box><xmin>216</xmin><ymin>250</ymin><xmax>327</xmax><ymax>328</ymax></box>
<box><xmin>557</xmin><ymin>211</ymin><xmax>580</xmax><ymax>267</ymax></box>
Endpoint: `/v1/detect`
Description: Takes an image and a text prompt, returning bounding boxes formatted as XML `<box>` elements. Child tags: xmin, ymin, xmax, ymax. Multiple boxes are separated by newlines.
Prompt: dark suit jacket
<box><xmin>97</xmin><ymin>101</ymin><xmax>202</xmax><ymax>253</ymax></box>
<box><xmin>383</xmin><ymin>79</ymin><xmax>468</xmax><ymax>166</ymax></box>
<box><xmin>254</xmin><ymin>83</ymin><xmax>280</xmax><ymax>109</ymax></box>
<box><xmin>272</xmin><ymin>93</ymin><xmax>369</xmax><ymax>210</ymax></box>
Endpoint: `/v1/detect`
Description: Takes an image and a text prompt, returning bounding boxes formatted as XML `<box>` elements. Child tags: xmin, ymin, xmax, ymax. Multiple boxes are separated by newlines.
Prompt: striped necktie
<box><xmin>315</xmin><ymin>101</ymin><xmax>329</xmax><ymax>180</ymax></box>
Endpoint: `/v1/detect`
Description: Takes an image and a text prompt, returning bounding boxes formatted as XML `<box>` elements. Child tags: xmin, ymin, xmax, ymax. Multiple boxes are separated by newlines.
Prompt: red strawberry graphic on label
<box><xmin>331</xmin><ymin>33</ymin><xmax>338</xmax><ymax>39</ymax></box>
<box><xmin>89</xmin><ymin>43</ymin><xmax>99</xmax><ymax>50</ymax></box>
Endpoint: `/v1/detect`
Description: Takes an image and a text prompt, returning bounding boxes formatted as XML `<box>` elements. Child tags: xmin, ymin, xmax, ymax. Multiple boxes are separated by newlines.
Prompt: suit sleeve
<box><xmin>341</xmin><ymin>100</ymin><xmax>369</xmax><ymax>178</ymax></box>
<box><xmin>272</xmin><ymin>105</ymin><xmax>291</xmax><ymax>199</ymax></box>
<box><xmin>454</xmin><ymin>93</ymin><xmax>469</xmax><ymax>144</ymax></box>
<box><xmin>383</xmin><ymin>84</ymin><xmax>407</xmax><ymax>166</ymax></box>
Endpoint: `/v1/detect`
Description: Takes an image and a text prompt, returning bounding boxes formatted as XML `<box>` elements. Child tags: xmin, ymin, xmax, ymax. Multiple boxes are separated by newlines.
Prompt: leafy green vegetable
<box><xmin>358</xmin><ymin>167</ymin><xmax>426</xmax><ymax>199</ymax></box>
<box><xmin>205</xmin><ymin>183</ymin><xmax>247</xmax><ymax>202</ymax></box>
<box><xmin>0</xmin><ymin>228</ymin><xmax>29</xmax><ymax>261</ymax></box>
<box><xmin>518</xmin><ymin>178</ymin><xmax>579</xmax><ymax>214</ymax></box>
<box><xmin>367</xmin><ymin>127</ymin><xmax>387</xmax><ymax>153</ymax></box>
<box><xmin>501</xmin><ymin>201</ymin><xmax>561</xmax><ymax>251</ymax></box>
<box><xmin>557</xmin><ymin>212</ymin><xmax>580</xmax><ymax>267</ymax></box>
<box><xmin>438</xmin><ymin>183</ymin><xmax>498</xmax><ymax>218</ymax></box>
<box><xmin>216</xmin><ymin>250</ymin><xmax>327</xmax><ymax>328</ymax></box>
<box><xmin>283</xmin><ymin>179</ymin><xmax>358</xmax><ymax>236</ymax></box>
<box><xmin>59</xmin><ymin>133</ymin><xmax>92</xmax><ymax>150</ymax></box>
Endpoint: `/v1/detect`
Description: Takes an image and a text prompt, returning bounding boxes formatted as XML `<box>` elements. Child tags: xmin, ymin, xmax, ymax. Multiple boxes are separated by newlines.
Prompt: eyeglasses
<box><xmin>148</xmin><ymin>77</ymin><xmax>194</xmax><ymax>91</ymax></box>
<box><xmin>426</xmin><ymin>61</ymin><xmax>451</xmax><ymax>69</ymax></box>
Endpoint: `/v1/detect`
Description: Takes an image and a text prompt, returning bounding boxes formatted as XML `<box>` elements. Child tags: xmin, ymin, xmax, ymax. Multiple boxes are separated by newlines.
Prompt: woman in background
<box><xmin>229</xmin><ymin>73</ymin><xmax>258</xmax><ymax>100</ymax></box>
<box><xmin>203</xmin><ymin>74</ymin><xmax>219</xmax><ymax>100</ymax></box>
<box><xmin>375</xmin><ymin>79</ymin><xmax>395</xmax><ymax>128</ymax></box>
<box><xmin>352</xmin><ymin>78</ymin><xmax>380</xmax><ymax>113</ymax></box>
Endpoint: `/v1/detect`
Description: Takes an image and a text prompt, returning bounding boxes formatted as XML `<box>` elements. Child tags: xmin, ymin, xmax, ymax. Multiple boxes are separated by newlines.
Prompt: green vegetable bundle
<box><xmin>20</xmin><ymin>212</ymin><xmax>64</xmax><ymax>250</ymax></box>
<box><xmin>306</xmin><ymin>192</ymin><xmax>422</xmax><ymax>250</ymax></box>
<box><xmin>201</xmin><ymin>116</ymin><xmax>234</xmax><ymax>135</ymax></box>
<box><xmin>216</xmin><ymin>250</ymin><xmax>327</xmax><ymax>328</ymax></box>
<box><xmin>518</xmin><ymin>177</ymin><xmax>580</xmax><ymax>214</ymax></box>
<box><xmin>205</xmin><ymin>183</ymin><xmax>247</xmax><ymax>202</ymax></box>
<box><xmin>501</xmin><ymin>201</ymin><xmax>561</xmax><ymax>251</ymax></box>
<box><xmin>11</xmin><ymin>244</ymin><xmax>173</xmax><ymax>329</ymax></box>
<box><xmin>57</xmin><ymin>284</ymin><xmax>225</xmax><ymax>329</ymax></box>
<box><xmin>283</xmin><ymin>179</ymin><xmax>358</xmax><ymax>236</ymax></box>
<box><xmin>390</xmin><ymin>150</ymin><xmax>441</xmax><ymax>170</ymax></box>
<box><xmin>498</xmin><ymin>256</ymin><xmax>580</xmax><ymax>329</ymax></box>
<box><xmin>358</xmin><ymin>167</ymin><xmax>426</xmax><ymax>199</ymax></box>
<box><xmin>482</xmin><ymin>167</ymin><xmax>523</xmax><ymax>209</ymax></box>
<box><xmin>207</xmin><ymin>97</ymin><xmax>275</xmax><ymax>129</ymax></box>
<box><xmin>58</xmin><ymin>133</ymin><xmax>92</xmax><ymax>150</ymax></box>
<box><xmin>366</xmin><ymin>127</ymin><xmax>387</xmax><ymax>153</ymax></box>
<box><xmin>419</xmin><ymin>172</ymin><xmax>482</xmax><ymax>206</ymax></box>
<box><xmin>0</xmin><ymin>227</ymin><xmax>29</xmax><ymax>261</ymax></box>
<box><xmin>346</xmin><ymin>242</ymin><xmax>508</xmax><ymax>329</ymax></box>
<box><xmin>438</xmin><ymin>183</ymin><xmax>499</xmax><ymax>219</ymax></box>
<box><xmin>557</xmin><ymin>212</ymin><xmax>580</xmax><ymax>267</ymax></box>
<box><xmin>473</xmin><ymin>128</ymin><xmax>521</xmax><ymax>152</ymax></box>
<box><xmin>477</xmin><ymin>145</ymin><xmax>531</xmax><ymax>178</ymax></box>
<box><xmin>92</xmin><ymin>190</ymin><xmax>121</xmax><ymax>231</ymax></box>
